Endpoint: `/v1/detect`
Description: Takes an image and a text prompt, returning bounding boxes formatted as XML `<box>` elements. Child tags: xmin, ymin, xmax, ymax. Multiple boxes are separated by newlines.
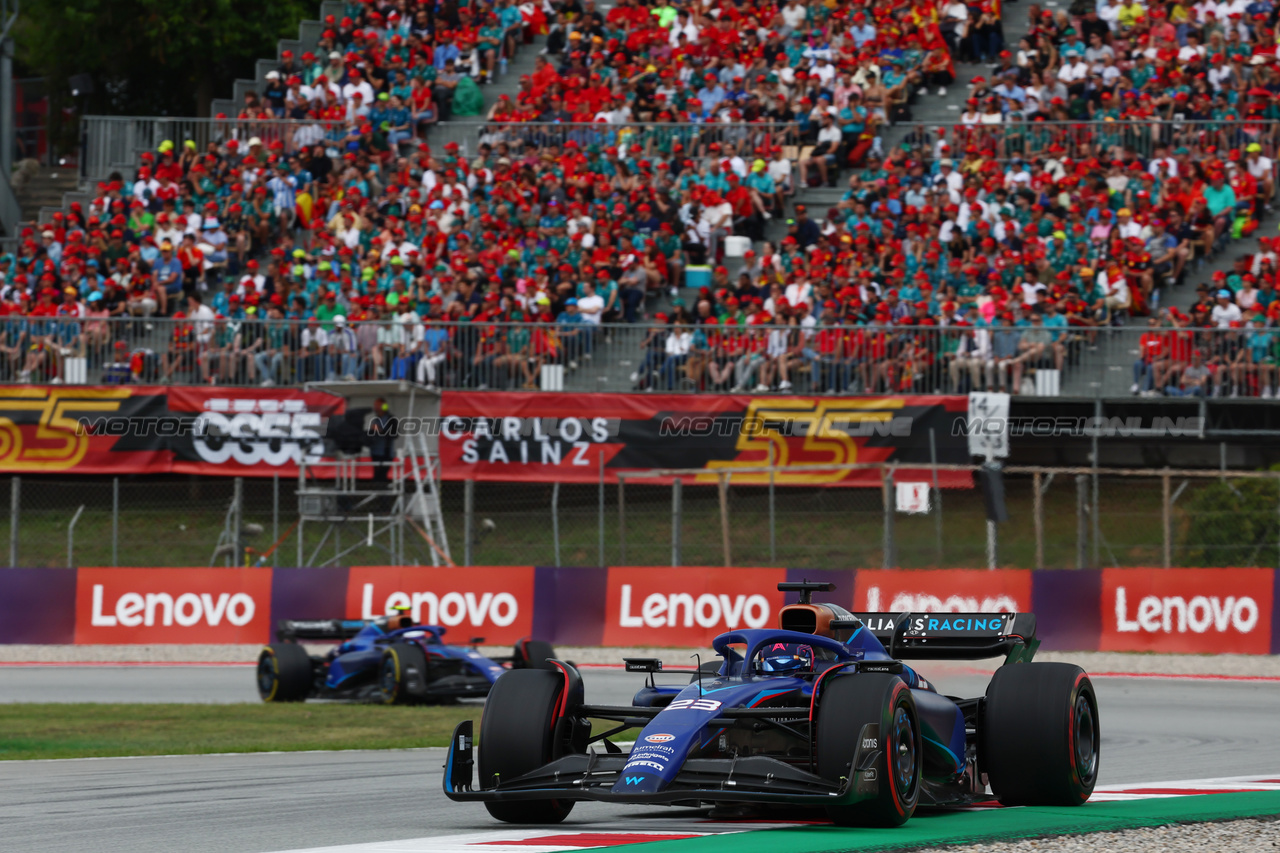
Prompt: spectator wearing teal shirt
<box><xmin>1202</xmin><ymin>172</ymin><xmax>1237</xmax><ymax>218</ymax></box>
<box><xmin>1202</xmin><ymin>172</ymin><xmax>1238</xmax><ymax>246</ymax></box>
<box><xmin>1042</xmin><ymin>301</ymin><xmax>1068</xmax><ymax>342</ymax></box>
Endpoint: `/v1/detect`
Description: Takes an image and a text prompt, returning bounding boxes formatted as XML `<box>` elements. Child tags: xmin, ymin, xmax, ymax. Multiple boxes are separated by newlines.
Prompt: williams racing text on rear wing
<box><xmin>275</xmin><ymin>619</ymin><xmax>371</xmax><ymax>642</ymax></box>
<box><xmin>852</xmin><ymin>612</ymin><xmax>1040</xmax><ymax>662</ymax></box>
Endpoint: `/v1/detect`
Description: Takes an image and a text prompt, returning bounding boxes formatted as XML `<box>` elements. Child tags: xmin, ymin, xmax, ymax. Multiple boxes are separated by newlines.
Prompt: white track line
<box><xmin>257</xmin><ymin>775</ymin><xmax>1280</xmax><ymax>853</ymax></box>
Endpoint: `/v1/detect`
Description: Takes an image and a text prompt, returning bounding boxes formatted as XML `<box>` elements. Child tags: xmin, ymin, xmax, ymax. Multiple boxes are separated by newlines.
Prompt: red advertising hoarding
<box><xmin>346</xmin><ymin>566</ymin><xmax>536</xmax><ymax>644</ymax></box>
<box><xmin>602</xmin><ymin>567</ymin><xmax>786</xmax><ymax>647</ymax></box>
<box><xmin>0</xmin><ymin>386</ymin><xmax>345</xmax><ymax>477</ymax></box>
<box><xmin>438</xmin><ymin>392</ymin><xmax>971</xmax><ymax>487</ymax></box>
<box><xmin>852</xmin><ymin>569</ymin><xmax>1034</xmax><ymax>614</ymax></box>
<box><xmin>74</xmin><ymin>567</ymin><xmax>273</xmax><ymax>644</ymax></box>
<box><xmin>1100</xmin><ymin>568</ymin><xmax>1274</xmax><ymax>655</ymax></box>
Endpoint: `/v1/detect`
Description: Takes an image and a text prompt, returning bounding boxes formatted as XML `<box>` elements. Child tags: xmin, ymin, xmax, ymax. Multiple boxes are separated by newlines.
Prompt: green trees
<box><xmin>19</xmin><ymin>0</ymin><xmax>314</xmax><ymax>119</ymax></box>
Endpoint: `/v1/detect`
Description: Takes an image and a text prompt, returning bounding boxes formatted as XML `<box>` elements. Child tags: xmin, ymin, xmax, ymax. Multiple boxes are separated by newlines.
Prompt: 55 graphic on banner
<box><xmin>75</xmin><ymin>568</ymin><xmax>272</xmax><ymax>644</ymax></box>
<box><xmin>346</xmin><ymin>566</ymin><xmax>534</xmax><ymax>644</ymax></box>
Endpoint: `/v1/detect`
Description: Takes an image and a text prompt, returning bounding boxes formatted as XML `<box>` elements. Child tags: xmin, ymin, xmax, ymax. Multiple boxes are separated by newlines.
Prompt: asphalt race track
<box><xmin>1</xmin><ymin>667</ymin><xmax>1278</xmax><ymax>853</ymax></box>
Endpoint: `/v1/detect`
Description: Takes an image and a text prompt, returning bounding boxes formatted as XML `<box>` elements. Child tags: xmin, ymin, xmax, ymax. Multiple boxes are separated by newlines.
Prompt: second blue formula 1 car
<box><xmin>443</xmin><ymin>581</ymin><xmax>1100</xmax><ymax>826</ymax></box>
<box><xmin>257</xmin><ymin>610</ymin><xmax>557</xmax><ymax>704</ymax></box>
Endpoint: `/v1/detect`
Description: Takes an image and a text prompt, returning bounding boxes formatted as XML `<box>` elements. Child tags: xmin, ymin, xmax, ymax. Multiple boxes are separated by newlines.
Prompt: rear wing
<box><xmin>275</xmin><ymin>619</ymin><xmax>371</xmax><ymax>642</ymax></box>
<box><xmin>852</xmin><ymin>612</ymin><xmax>1039</xmax><ymax>663</ymax></box>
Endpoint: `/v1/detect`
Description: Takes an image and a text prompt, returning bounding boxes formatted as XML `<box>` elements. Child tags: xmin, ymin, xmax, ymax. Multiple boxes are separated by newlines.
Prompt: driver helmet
<box><xmin>380</xmin><ymin>605</ymin><xmax>414</xmax><ymax>631</ymax></box>
<box><xmin>759</xmin><ymin>642</ymin><xmax>814</xmax><ymax>673</ymax></box>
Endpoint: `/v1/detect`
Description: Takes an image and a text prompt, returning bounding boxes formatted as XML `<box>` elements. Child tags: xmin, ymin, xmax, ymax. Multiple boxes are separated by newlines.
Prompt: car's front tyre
<box><xmin>816</xmin><ymin>672</ymin><xmax>921</xmax><ymax>827</ymax></box>
<box><xmin>257</xmin><ymin>643</ymin><xmax>312</xmax><ymax>702</ymax></box>
<box><xmin>512</xmin><ymin>638</ymin><xmax>558</xmax><ymax>670</ymax></box>
<box><xmin>479</xmin><ymin>668</ymin><xmax>575</xmax><ymax>823</ymax></box>
<box><xmin>379</xmin><ymin>642</ymin><xmax>429</xmax><ymax>705</ymax></box>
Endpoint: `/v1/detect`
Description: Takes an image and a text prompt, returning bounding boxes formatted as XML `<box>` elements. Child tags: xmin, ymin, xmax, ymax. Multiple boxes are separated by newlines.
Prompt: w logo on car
<box><xmin>624</xmin><ymin>776</ymin><xmax>645</xmax><ymax>785</ymax></box>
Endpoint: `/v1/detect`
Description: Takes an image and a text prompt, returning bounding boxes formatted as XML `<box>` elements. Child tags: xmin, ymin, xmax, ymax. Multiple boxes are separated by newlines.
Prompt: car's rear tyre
<box><xmin>512</xmin><ymin>638</ymin><xmax>557</xmax><ymax>670</ymax></box>
<box><xmin>816</xmin><ymin>673</ymin><xmax>921</xmax><ymax>827</ymax></box>
<box><xmin>379</xmin><ymin>642</ymin><xmax>429</xmax><ymax>705</ymax></box>
<box><xmin>258</xmin><ymin>643</ymin><xmax>312</xmax><ymax>702</ymax></box>
<box><xmin>479</xmin><ymin>668</ymin><xmax>575</xmax><ymax>823</ymax></box>
<box><xmin>983</xmin><ymin>662</ymin><xmax>1099</xmax><ymax>806</ymax></box>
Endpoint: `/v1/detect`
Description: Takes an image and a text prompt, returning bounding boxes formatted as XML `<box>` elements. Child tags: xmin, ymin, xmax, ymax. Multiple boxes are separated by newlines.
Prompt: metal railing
<box><xmin>428</xmin><ymin>120</ymin><xmax>803</xmax><ymax>159</ymax></box>
<box><xmin>2</xmin><ymin>317</ymin><xmax>1275</xmax><ymax>399</ymax></box>
<box><xmin>905</xmin><ymin>119</ymin><xmax>1280</xmax><ymax>164</ymax></box>
<box><xmin>74</xmin><ymin>116</ymin><xmax>804</xmax><ymax>211</ymax></box>
<box><xmin>79</xmin><ymin>116</ymin><xmax>350</xmax><ymax>184</ymax></box>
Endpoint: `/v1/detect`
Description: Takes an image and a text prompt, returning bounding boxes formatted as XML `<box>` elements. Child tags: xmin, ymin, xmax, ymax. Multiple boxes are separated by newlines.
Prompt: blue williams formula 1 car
<box><xmin>443</xmin><ymin>581</ymin><xmax>1099</xmax><ymax>826</ymax></box>
<box><xmin>257</xmin><ymin>610</ymin><xmax>557</xmax><ymax>704</ymax></box>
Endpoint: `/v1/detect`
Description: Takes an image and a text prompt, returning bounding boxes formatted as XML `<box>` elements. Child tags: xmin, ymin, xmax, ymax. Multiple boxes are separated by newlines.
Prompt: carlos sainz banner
<box><xmin>438</xmin><ymin>392</ymin><xmax>971</xmax><ymax>487</ymax></box>
<box><xmin>0</xmin><ymin>386</ymin><xmax>345</xmax><ymax>476</ymax></box>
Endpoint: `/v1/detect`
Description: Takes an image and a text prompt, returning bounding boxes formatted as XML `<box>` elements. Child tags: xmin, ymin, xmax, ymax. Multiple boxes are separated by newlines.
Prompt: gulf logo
<box><xmin>645</xmin><ymin>733</ymin><xmax>676</xmax><ymax>743</ymax></box>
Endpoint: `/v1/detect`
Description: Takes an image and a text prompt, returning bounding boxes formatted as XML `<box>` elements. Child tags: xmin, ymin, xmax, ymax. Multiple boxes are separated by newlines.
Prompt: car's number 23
<box><xmin>667</xmin><ymin>698</ymin><xmax>723</xmax><ymax>711</ymax></box>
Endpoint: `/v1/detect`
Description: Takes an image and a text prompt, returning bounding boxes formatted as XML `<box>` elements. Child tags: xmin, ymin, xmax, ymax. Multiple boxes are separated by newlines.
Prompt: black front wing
<box><xmin>441</xmin><ymin>720</ymin><xmax>884</xmax><ymax>807</ymax></box>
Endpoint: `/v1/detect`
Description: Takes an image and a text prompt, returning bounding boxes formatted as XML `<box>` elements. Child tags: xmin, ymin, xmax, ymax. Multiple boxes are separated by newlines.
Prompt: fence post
<box><xmin>233</xmin><ymin>478</ymin><xmax>244</xmax><ymax>566</ymax></box>
<box><xmin>618</xmin><ymin>477</ymin><xmax>626</xmax><ymax>565</ymax></box>
<box><xmin>598</xmin><ymin>451</ymin><xmax>605</xmax><ymax>568</ymax></box>
<box><xmin>551</xmin><ymin>482</ymin><xmax>560</xmax><ymax>568</ymax></box>
<box><xmin>272</xmin><ymin>474</ymin><xmax>279</xmax><ymax>568</ymax></box>
<box><xmin>1091</xmin><ymin>401</ymin><xmax>1101</xmax><ymax>568</ymax></box>
<box><xmin>929</xmin><ymin>428</ymin><xmax>943</xmax><ymax>565</ymax></box>
<box><xmin>66</xmin><ymin>505</ymin><xmax>85</xmax><ymax>569</ymax></box>
<box><xmin>1162</xmin><ymin>469</ymin><xmax>1172</xmax><ymax>569</ymax></box>
<box><xmin>671</xmin><ymin>477</ymin><xmax>683</xmax><ymax>568</ymax></box>
<box><xmin>9</xmin><ymin>476</ymin><xmax>18</xmax><ymax>567</ymax></box>
<box><xmin>1033</xmin><ymin>471</ymin><xmax>1044</xmax><ymax>571</ymax></box>
<box><xmin>112</xmin><ymin>477</ymin><xmax>119</xmax><ymax>568</ymax></box>
<box><xmin>463</xmin><ymin>479</ymin><xmax>474</xmax><ymax>567</ymax></box>
<box><xmin>718</xmin><ymin>473</ymin><xmax>731</xmax><ymax>568</ymax></box>
<box><xmin>1076</xmin><ymin>474</ymin><xmax>1088</xmax><ymax>569</ymax></box>
<box><xmin>882</xmin><ymin>467</ymin><xmax>895</xmax><ymax>569</ymax></box>
<box><xmin>767</xmin><ymin>442</ymin><xmax>776</xmax><ymax>564</ymax></box>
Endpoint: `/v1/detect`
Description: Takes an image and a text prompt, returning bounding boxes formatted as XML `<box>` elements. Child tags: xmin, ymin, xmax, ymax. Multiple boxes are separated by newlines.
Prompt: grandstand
<box><xmin>6</xmin><ymin>0</ymin><xmax>1280</xmax><ymax>400</ymax></box>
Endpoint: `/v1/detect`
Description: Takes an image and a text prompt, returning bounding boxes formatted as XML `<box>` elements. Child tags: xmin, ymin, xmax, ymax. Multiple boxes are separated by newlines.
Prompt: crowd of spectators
<box><xmin>4</xmin><ymin>0</ymin><xmax>1280</xmax><ymax>397</ymax></box>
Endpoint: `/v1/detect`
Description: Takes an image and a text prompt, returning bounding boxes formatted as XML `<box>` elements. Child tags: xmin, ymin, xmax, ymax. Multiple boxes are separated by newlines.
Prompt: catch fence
<box><xmin>5</xmin><ymin>464</ymin><xmax>1278</xmax><ymax>570</ymax></box>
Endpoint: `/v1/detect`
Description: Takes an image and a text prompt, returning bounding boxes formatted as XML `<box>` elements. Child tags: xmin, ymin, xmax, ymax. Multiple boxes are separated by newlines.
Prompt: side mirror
<box><xmin>469</xmin><ymin>636</ymin><xmax>486</xmax><ymax>646</ymax></box>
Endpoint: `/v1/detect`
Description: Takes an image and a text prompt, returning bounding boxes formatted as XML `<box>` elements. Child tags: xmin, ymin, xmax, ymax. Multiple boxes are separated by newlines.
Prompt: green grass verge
<box><xmin>610</xmin><ymin>792</ymin><xmax>1280</xmax><ymax>853</ymax></box>
<box><xmin>0</xmin><ymin>703</ymin><xmax>477</xmax><ymax>761</ymax></box>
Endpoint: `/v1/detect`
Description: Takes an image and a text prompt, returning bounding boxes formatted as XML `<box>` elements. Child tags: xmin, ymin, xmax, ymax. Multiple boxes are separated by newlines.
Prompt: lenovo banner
<box><xmin>438</xmin><ymin>392</ymin><xmax>972</xmax><ymax>487</ymax></box>
<box><xmin>603</xmin><ymin>567</ymin><xmax>786</xmax><ymax>647</ymax></box>
<box><xmin>346</xmin><ymin>566</ymin><xmax>535</xmax><ymax>644</ymax></box>
<box><xmin>0</xmin><ymin>385</ymin><xmax>345</xmax><ymax>476</ymax></box>
<box><xmin>1100</xmin><ymin>568</ymin><xmax>1275</xmax><ymax>655</ymax></box>
<box><xmin>4</xmin><ymin>565</ymin><xmax>1278</xmax><ymax>654</ymax></box>
<box><xmin>74</xmin><ymin>567</ymin><xmax>273</xmax><ymax>644</ymax></box>
<box><xmin>853</xmin><ymin>569</ymin><xmax>1033</xmax><ymax>614</ymax></box>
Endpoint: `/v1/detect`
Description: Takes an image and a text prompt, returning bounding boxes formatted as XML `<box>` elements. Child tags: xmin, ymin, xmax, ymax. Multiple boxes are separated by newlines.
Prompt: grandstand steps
<box><xmin>13</xmin><ymin>168</ymin><xmax>78</xmax><ymax>224</ymax></box>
